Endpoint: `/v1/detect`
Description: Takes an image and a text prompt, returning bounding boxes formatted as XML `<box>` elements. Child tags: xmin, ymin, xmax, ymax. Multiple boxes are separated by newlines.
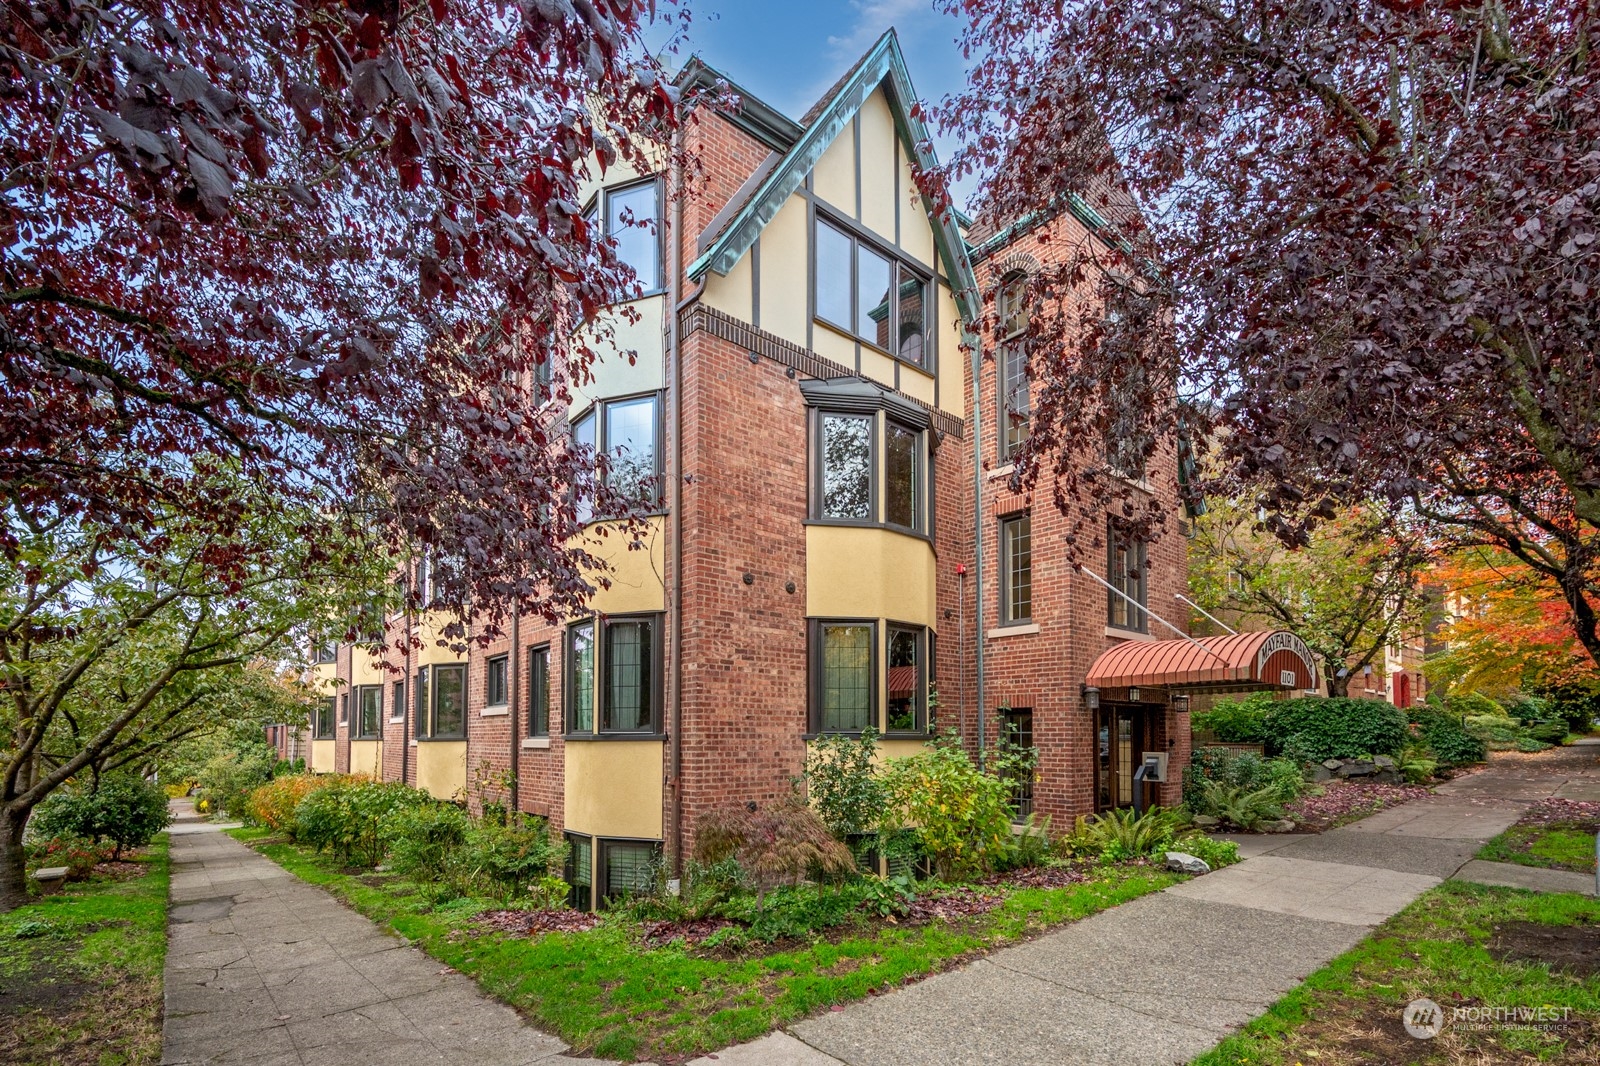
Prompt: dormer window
<box><xmin>813</xmin><ymin>216</ymin><xmax>931</xmax><ymax>371</ymax></box>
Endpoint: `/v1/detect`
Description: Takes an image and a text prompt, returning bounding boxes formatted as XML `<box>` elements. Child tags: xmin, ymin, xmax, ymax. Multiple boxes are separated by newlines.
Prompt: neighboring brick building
<box><xmin>305</xmin><ymin>30</ymin><xmax>1315</xmax><ymax>907</ymax></box>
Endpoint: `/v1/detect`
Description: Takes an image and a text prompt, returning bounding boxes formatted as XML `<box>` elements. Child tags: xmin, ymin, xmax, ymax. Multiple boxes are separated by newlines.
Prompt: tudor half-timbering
<box><xmin>305</xmin><ymin>30</ymin><xmax>1316</xmax><ymax>908</ymax></box>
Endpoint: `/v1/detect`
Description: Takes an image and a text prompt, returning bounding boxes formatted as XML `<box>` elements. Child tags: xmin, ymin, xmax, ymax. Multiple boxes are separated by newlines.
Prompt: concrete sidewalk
<box><xmin>161</xmin><ymin>802</ymin><xmax>607</xmax><ymax>1066</ymax></box>
<box><xmin>698</xmin><ymin>744</ymin><xmax>1600</xmax><ymax>1066</ymax></box>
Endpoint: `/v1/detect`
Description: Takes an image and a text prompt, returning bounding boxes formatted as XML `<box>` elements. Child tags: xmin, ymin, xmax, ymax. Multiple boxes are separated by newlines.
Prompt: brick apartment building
<box><xmin>291</xmin><ymin>31</ymin><xmax>1317</xmax><ymax>907</ymax></box>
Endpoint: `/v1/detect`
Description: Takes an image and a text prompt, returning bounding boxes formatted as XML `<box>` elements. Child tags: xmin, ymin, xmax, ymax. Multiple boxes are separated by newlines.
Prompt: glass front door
<box><xmin>1096</xmin><ymin>705</ymin><xmax>1152</xmax><ymax>811</ymax></box>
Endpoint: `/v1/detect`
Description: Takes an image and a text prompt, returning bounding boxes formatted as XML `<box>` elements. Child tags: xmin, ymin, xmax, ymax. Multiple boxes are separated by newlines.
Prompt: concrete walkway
<box><xmin>699</xmin><ymin>743</ymin><xmax>1600</xmax><ymax>1066</ymax></box>
<box><xmin>161</xmin><ymin>802</ymin><xmax>611</xmax><ymax>1066</ymax></box>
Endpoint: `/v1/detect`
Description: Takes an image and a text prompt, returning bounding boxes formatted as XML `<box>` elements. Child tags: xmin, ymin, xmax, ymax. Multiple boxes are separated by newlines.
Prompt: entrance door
<box><xmin>1096</xmin><ymin>704</ymin><xmax>1154</xmax><ymax>811</ymax></box>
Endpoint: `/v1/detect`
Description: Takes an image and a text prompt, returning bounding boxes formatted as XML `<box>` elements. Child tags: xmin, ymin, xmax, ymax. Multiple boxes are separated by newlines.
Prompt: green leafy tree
<box><xmin>1189</xmin><ymin>499</ymin><xmax>1430</xmax><ymax>695</ymax></box>
<box><xmin>0</xmin><ymin>474</ymin><xmax>391</xmax><ymax>910</ymax></box>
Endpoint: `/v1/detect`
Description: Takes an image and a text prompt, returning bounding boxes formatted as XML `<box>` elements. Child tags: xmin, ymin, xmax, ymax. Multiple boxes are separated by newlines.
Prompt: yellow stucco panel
<box><xmin>701</xmin><ymin>243</ymin><xmax>753</xmax><ymax>321</ymax></box>
<box><xmin>415</xmin><ymin>741</ymin><xmax>467</xmax><ymax>801</ymax></box>
<box><xmin>898</xmin><ymin>141</ymin><xmax>937</xmax><ymax>266</ymax></box>
<box><xmin>581</xmin><ymin>515</ymin><xmax>666</xmax><ymax>615</ymax></box>
<box><xmin>564</xmin><ymin>740</ymin><xmax>664</xmax><ymax>840</ymax></box>
<box><xmin>936</xmin><ymin>284</ymin><xmax>965</xmax><ymax>418</ymax></box>
<box><xmin>858</xmin><ymin>346</ymin><xmax>895</xmax><ymax>391</ymax></box>
<box><xmin>899</xmin><ymin>364</ymin><xmax>935</xmax><ymax>406</ymax></box>
<box><xmin>573</xmin><ymin>295</ymin><xmax>665</xmax><ymax>413</ymax></box>
<box><xmin>813</xmin><ymin>322</ymin><xmax>856</xmax><ymax>372</ymax></box>
<box><xmin>309</xmin><ymin>739</ymin><xmax>336</xmax><ymax>774</ymax></box>
<box><xmin>350</xmin><ymin>648</ymin><xmax>385</xmax><ymax>687</ymax></box>
<box><xmin>347</xmin><ymin>740</ymin><xmax>383</xmax><ymax>778</ymax></box>
<box><xmin>812</xmin><ymin>117</ymin><xmax>856</xmax><ymax>215</ymax></box>
<box><xmin>806</xmin><ymin>525</ymin><xmax>937</xmax><ymax>629</ymax></box>
<box><xmin>759</xmin><ymin>195</ymin><xmax>810</xmax><ymax>344</ymax></box>
<box><xmin>308</xmin><ymin>663</ymin><xmax>338</xmax><ymax>695</ymax></box>
<box><xmin>858</xmin><ymin>90</ymin><xmax>897</xmax><ymax>244</ymax></box>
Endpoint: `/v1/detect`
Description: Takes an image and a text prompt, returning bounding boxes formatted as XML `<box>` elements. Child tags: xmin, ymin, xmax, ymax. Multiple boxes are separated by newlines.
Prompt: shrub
<box><xmin>1193</xmin><ymin>691</ymin><xmax>1276</xmax><ymax>744</ymax></box>
<box><xmin>1196</xmin><ymin>781</ymin><xmax>1285</xmax><ymax>831</ymax></box>
<box><xmin>1465</xmin><ymin>714</ymin><xmax>1527</xmax><ymax>750</ymax></box>
<box><xmin>385</xmin><ymin>802</ymin><xmax>472</xmax><ymax>883</ymax></box>
<box><xmin>1407</xmin><ymin>709</ymin><xmax>1487</xmax><ymax>766</ymax></box>
<box><xmin>1183</xmin><ymin>748</ymin><xmax>1305</xmax><ymax>809</ymax></box>
<box><xmin>459</xmin><ymin>819</ymin><xmax>567</xmax><ymax>905</ymax></box>
<box><xmin>879</xmin><ymin>740</ymin><xmax>1018</xmax><ymax>881</ymax></box>
<box><xmin>1538</xmin><ymin>682</ymin><xmax>1600</xmax><ymax>735</ymax></box>
<box><xmin>295</xmin><ymin>779</ymin><xmax>433</xmax><ymax>867</ymax></box>
<box><xmin>26</xmin><ymin>836</ymin><xmax>116</xmax><ymax>881</ymax></box>
<box><xmin>1526</xmin><ymin>719</ymin><xmax>1570</xmax><ymax>744</ymax></box>
<box><xmin>1058</xmin><ymin>806</ymin><xmax>1188</xmax><ymax>861</ymax></box>
<box><xmin>1168</xmin><ymin>832</ymin><xmax>1240</xmax><ymax>869</ymax></box>
<box><xmin>196</xmin><ymin>746</ymin><xmax>276</xmax><ymax>818</ymax></box>
<box><xmin>246</xmin><ymin>774</ymin><xmax>346</xmax><ymax>838</ymax></box>
<box><xmin>1397</xmin><ymin>744</ymin><xmax>1440</xmax><ymax>783</ymax></box>
<box><xmin>1444</xmin><ymin>690</ymin><xmax>1507</xmax><ymax>719</ymax></box>
<box><xmin>1260</xmin><ymin>697</ymin><xmax>1409</xmax><ymax>761</ymax></box>
<box><xmin>696</xmin><ymin>799</ymin><xmax>855</xmax><ymax>905</ymax></box>
<box><xmin>997</xmin><ymin>813</ymin><xmax>1054</xmax><ymax>872</ymax></box>
<box><xmin>29</xmin><ymin>775</ymin><xmax>172</xmax><ymax>858</ymax></box>
<box><xmin>801</xmin><ymin>728</ymin><xmax>889</xmax><ymax>846</ymax></box>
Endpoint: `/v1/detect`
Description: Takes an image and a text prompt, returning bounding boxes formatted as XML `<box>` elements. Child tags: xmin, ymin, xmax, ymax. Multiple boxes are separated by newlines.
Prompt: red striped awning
<box><xmin>1086</xmin><ymin>630</ymin><xmax>1317</xmax><ymax>690</ymax></box>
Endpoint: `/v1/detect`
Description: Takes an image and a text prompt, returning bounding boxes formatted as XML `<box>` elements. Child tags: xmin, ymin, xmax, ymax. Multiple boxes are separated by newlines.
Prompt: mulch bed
<box><xmin>904</xmin><ymin>886</ymin><xmax>1004</xmax><ymax>922</ymax></box>
<box><xmin>1489</xmin><ymin>918</ymin><xmax>1600</xmax><ymax>978</ymax></box>
<box><xmin>89</xmin><ymin>860</ymin><xmax>147</xmax><ymax>882</ymax></box>
<box><xmin>1514</xmin><ymin>798</ymin><xmax>1600</xmax><ymax>830</ymax></box>
<box><xmin>980</xmin><ymin>863</ymin><xmax>1094</xmax><ymax>890</ymax></box>
<box><xmin>474</xmin><ymin>908</ymin><xmax>601</xmax><ymax>937</ymax></box>
<box><xmin>639</xmin><ymin>917</ymin><xmax>735</xmax><ymax>947</ymax></box>
<box><xmin>1286</xmin><ymin>780</ymin><xmax>1434</xmax><ymax>832</ymax></box>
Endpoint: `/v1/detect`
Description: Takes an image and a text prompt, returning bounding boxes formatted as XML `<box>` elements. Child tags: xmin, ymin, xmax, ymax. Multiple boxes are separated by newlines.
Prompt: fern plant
<box><xmin>1198</xmin><ymin>781</ymin><xmax>1285</xmax><ymax>831</ymax></box>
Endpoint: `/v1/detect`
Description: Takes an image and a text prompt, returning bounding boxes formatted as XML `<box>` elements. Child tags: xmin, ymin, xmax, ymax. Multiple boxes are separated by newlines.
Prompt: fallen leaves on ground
<box><xmin>1286</xmin><ymin>781</ymin><xmax>1433</xmax><ymax>831</ymax></box>
<box><xmin>474</xmin><ymin>909</ymin><xmax>601</xmax><ymax>937</ymax></box>
<box><xmin>904</xmin><ymin>886</ymin><xmax>1005</xmax><ymax>922</ymax></box>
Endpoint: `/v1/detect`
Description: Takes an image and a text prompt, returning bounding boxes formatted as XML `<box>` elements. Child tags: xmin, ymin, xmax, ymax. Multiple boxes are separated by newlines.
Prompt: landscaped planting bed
<box><xmin>229</xmin><ymin>825</ymin><xmax>1179</xmax><ymax>1062</ymax></box>
<box><xmin>0</xmin><ymin>839</ymin><xmax>170</xmax><ymax>1066</ymax></box>
<box><xmin>1285</xmin><ymin>780</ymin><xmax>1435</xmax><ymax>832</ymax></box>
<box><xmin>1191</xmin><ymin>882</ymin><xmax>1600</xmax><ymax>1066</ymax></box>
<box><xmin>1478</xmin><ymin>798</ymin><xmax>1600</xmax><ymax>874</ymax></box>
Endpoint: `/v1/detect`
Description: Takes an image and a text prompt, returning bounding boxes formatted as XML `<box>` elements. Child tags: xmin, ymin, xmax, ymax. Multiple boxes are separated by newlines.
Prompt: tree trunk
<box><xmin>1327</xmin><ymin>670</ymin><xmax>1349</xmax><ymax>697</ymax></box>
<box><xmin>0</xmin><ymin>805</ymin><xmax>32</xmax><ymax>914</ymax></box>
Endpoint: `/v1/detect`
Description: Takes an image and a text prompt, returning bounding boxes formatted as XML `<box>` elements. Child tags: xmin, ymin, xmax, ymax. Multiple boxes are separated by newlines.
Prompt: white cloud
<box><xmin>824</xmin><ymin>0</ymin><xmax>928</xmax><ymax>59</ymax></box>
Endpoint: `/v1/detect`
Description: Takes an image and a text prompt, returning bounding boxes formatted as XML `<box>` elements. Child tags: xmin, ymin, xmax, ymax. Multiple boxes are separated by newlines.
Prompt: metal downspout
<box><xmin>668</xmin><ymin>124</ymin><xmax>687</xmax><ymax>879</ymax></box>
<box><xmin>968</xmin><ymin>325</ymin><xmax>986</xmax><ymax>768</ymax></box>
<box><xmin>509</xmin><ymin>610</ymin><xmax>520</xmax><ymax>813</ymax></box>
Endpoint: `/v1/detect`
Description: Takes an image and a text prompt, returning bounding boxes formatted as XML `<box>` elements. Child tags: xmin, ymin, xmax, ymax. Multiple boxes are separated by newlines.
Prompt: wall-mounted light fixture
<box><xmin>1170</xmin><ymin>693</ymin><xmax>1191</xmax><ymax>714</ymax></box>
<box><xmin>1128</xmin><ymin>686</ymin><xmax>1141</xmax><ymax>703</ymax></box>
<box><xmin>1081</xmin><ymin>685</ymin><xmax>1100</xmax><ymax>712</ymax></box>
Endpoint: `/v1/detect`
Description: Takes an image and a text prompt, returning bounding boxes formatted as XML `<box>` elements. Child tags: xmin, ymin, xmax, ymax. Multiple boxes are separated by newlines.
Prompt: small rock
<box><xmin>1165</xmin><ymin>852</ymin><xmax>1211</xmax><ymax>875</ymax></box>
<box><xmin>1373</xmin><ymin>755</ymin><xmax>1397</xmax><ymax>769</ymax></box>
<box><xmin>1338</xmin><ymin>761</ymin><xmax>1374</xmax><ymax>777</ymax></box>
<box><xmin>1322</xmin><ymin>759</ymin><xmax>1344</xmax><ymax>770</ymax></box>
<box><xmin>1373</xmin><ymin>769</ymin><xmax>1401</xmax><ymax>786</ymax></box>
<box><xmin>1264</xmin><ymin>819</ymin><xmax>1298</xmax><ymax>833</ymax></box>
<box><xmin>1311</xmin><ymin>766</ymin><xmax>1333</xmax><ymax>782</ymax></box>
<box><xmin>1191</xmin><ymin>814</ymin><xmax>1220</xmax><ymax>828</ymax></box>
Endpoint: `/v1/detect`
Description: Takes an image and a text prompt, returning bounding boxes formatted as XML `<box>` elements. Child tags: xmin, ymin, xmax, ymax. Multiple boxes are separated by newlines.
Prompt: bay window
<box><xmin>567</xmin><ymin>614</ymin><xmax>661</xmax><ymax>736</ymax></box>
<box><xmin>809</xmin><ymin>619</ymin><xmax>933</xmax><ymax>735</ymax></box>
<box><xmin>353</xmin><ymin>685</ymin><xmax>381</xmax><ymax>739</ymax></box>
<box><xmin>807</xmin><ymin>395</ymin><xmax>931</xmax><ymax>535</ymax></box>
<box><xmin>414</xmin><ymin>663</ymin><xmax>466</xmax><ymax>739</ymax></box>
<box><xmin>571</xmin><ymin>393</ymin><xmax>662</xmax><ymax>522</ymax></box>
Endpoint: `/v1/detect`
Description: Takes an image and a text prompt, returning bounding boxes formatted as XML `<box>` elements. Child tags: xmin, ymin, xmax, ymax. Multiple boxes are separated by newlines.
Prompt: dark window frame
<box><xmin>415</xmin><ymin>662</ymin><xmax>467</xmax><ymax>740</ymax></box>
<box><xmin>1000</xmin><ymin>706</ymin><xmax>1036</xmax><ymax>820</ymax></box>
<box><xmin>885</xmin><ymin>622</ymin><xmax>930</xmax><ymax>736</ymax></box>
<box><xmin>883</xmin><ymin>419</ymin><xmax>925</xmax><ymax>535</ymax></box>
<box><xmin>1000</xmin><ymin>513</ymin><xmax>1033</xmax><ymax>626</ymax></box>
<box><xmin>1106</xmin><ymin>520</ymin><xmax>1149</xmax><ymax>633</ymax></box>
<box><xmin>583</xmin><ymin>176</ymin><xmax>665</xmax><ymax>299</ymax></box>
<box><xmin>811</xmin><ymin>211</ymin><xmax>935</xmax><ymax>373</ymax></box>
<box><xmin>390</xmin><ymin>679</ymin><xmax>406</xmax><ymax>723</ymax></box>
<box><xmin>352</xmin><ymin>684</ymin><xmax>382</xmax><ymax>739</ymax></box>
<box><xmin>527</xmin><ymin>644</ymin><xmax>551</xmax><ymax>737</ymax></box>
<box><xmin>808</xmin><ymin>618</ymin><xmax>879</xmax><ymax>735</ymax></box>
<box><xmin>807</xmin><ymin>409</ymin><xmax>930</xmax><ymax>535</ymax></box>
<box><xmin>565</xmin><ymin>832</ymin><xmax>593</xmax><ymax>911</ymax></box>
<box><xmin>312</xmin><ymin>643</ymin><xmax>336</xmax><ymax>665</ymax></box>
<box><xmin>485</xmin><ymin>653</ymin><xmax>509</xmax><ymax>709</ymax></box>
<box><xmin>597</xmin><ymin>837</ymin><xmax>663</xmax><ymax>908</ymax></box>
<box><xmin>565</xmin><ymin>614</ymin><xmax>664</xmax><ymax>737</ymax></box>
<box><xmin>565</xmin><ymin>620</ymin><xmax>596</xmax><ymax>735</ymax></box>
<box><xmin>571</xmin><ymin>391</ymin><xmax>665</xmax><ymax>521</ymax></box>
<box><xmin>812</xmin><ymin>409</ymin><xmax>877</xmax><ymax>525</ymax></box>
<box><xmin>998</xmin><ymin>273</ymin><xmax>1031</xmax><ymax>462</ymax></box>
<box><xmin>313</xmin><ymin>697</ymin><xmax>336</xmax><ymax>739</ymax></box>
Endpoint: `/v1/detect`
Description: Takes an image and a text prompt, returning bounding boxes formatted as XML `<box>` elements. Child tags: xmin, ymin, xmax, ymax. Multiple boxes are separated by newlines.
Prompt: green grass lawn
<box><xmin>1479</xmin><ymin>825</ymin><xmax>1598</xmax><ymax>873</ymax></box>
<box><xmin>1192</xmin><ymin>882</ymin><xmax>1600</xmax><ymax>1066</ymax></box>
<box><xmin>228</xmin><ymin>826</ymin><xmax>1178</xmax><ymax>1061</ymax></box>
<box><xmin>0</xmin><ymin>839</ymin><xmax>170</xmax><ymax>1066</ymax></box>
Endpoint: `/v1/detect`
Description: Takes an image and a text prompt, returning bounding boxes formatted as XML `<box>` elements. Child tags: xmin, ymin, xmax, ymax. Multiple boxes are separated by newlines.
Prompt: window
<box><xmin>1000</xmin><ymin>708</ymin><xmax>1035</xmax><ymax>820</ymax></box>
<box><xmin>312</xmin><ymin>643</ymin><xmax>336</xmax><ymax>665</ymax></box>
<box><xmin>1000</xmin><ymin>515</ymin><xmax>1032</xmax><ymax>625</ymax></box>
<box><xmin>572</xmin><ymin>394</ymin><xmax>661</xmax><ymax>522</ymax></box>
<box><xmin>603</xmin><ymin>617</ymin><xmax>655</xmax><ymax>733</ymax></box>
<box><xmin>811</xmin><ymin>621</ymin><xmax>875</xmax><ymax>733</ymax></box>
<box><xmin>820</xmin><ymin>413</ymin><xmax>872</xmax><ymax>520</ymax></box>
<box><xmin>390</xmin><ymin>679</ymin><xmax>405</xmax><ymax>722</ymax></box>
<box><xmin>527</xmin><ymin>645</ymin><xmax>550</xmax><ymax>736</ymax></box>
<box><xmin>603</xmin><ymin>180</ymin><xmax>661</xmax><ymax>294</ymax></box>
<box><xmin>566</xmin><ymin>622</ymin><xmax>595</xmax><ymax>733</ymax></box>
<box><xmin>566</xmin><ymin>833</ymin><xmax>593</xmax><ymax>911</ymax></box>
<box><xmin>886</xmin><ymin>625</ymin><xmax>928</xmax><ymax>733</ymax></box>
<box><xmin>486</xmin><ymin>654</ymin><xmax>509</xmax><ymax>708</ymax></box>
<box><xmin>599</xmin><ymin>840</ymin><xmax>661</xmax><ymax>907</ymax></box>
<box><xmin>1107</xmin><ymin>522</ymin><xmax>1148</xmax><ymax>632</ymax></box>
<box><xmin>884</xmin><ymin>422</ymin><xmax>921</xmax><ymax>532</ymax></box>
<box><xmin>415</xmin><ymin>663</ymin><xmax>466</xmax><ymax>739</ymax></box>
<box><xmin>353</xmin><ymin>685</ymin><xmax>381</xmax><ymax>739</ymax></box>
<box><xmin>997</xmin><ymin>275</ymin><xmax>1032</xmax><ymax>460</ymax></box>
<box><xmin>812</xmin><ymin>217</ymin><xmax>930</xmax><ymax>368</ymax></box>
<box><xmin>567</xmin><ymin>616</ymin><xmax>661</xmax><ymax>736</ymax></box>
<box><xmin>339</xmin><ymin>693</ymin><xmax>348</xmax><ymax>726</ymax></box>
<box><xmin>313</xmin><ymin>697</ymin><xmax>335</xmax><ymax>739</ymax></box>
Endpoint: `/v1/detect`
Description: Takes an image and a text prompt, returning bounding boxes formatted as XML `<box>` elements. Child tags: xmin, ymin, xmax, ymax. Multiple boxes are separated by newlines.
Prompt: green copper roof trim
<box><xmin>687</xmin><ymin>31</ymin><xmax>980</xmax><ymax>323</ymax></box>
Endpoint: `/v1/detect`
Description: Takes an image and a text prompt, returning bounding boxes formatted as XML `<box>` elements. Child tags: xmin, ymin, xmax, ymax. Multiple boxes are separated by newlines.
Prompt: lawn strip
<box><xmin>1192</xmin><ymin>882</ymin><xmax>1600</xmax><ymax>1066</ymax></box>
<box><xmin>227</xmin><ymin>828</ymin><xmax>1177</xmax><ymax>1061</ymax></box>
<box><xmin>0</xmin><ymin>837</ymin><xmax>171</xmax><ymax>1066</ymax></box>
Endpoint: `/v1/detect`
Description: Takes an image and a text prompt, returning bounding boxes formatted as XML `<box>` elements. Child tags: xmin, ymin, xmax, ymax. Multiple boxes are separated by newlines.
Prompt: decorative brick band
<box><xmin>681</xmin><ymin>303</ymin><xmax>967</xmax><ymax>440</ymax></box>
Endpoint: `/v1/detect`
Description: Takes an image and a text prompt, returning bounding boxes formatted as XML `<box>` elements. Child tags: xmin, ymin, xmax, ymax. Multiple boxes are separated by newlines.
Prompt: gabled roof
<box><xmin>685</xmin><ymin>30</ymin><xmax>978</xmax><ymax>322</ymax></box>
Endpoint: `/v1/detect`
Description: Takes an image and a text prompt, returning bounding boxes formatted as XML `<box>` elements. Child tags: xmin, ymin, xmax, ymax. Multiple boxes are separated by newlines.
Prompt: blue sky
<box><xmin>652</xmin><ymin>1</ymin><xmax>971</xmax><ymax>174</ymax></box>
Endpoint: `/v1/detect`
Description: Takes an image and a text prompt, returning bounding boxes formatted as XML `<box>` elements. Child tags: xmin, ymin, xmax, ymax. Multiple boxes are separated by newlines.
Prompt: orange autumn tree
<box><xmin>1430</xmin><ymin>546</ymin><xmax>1600</xmax><ymax>696</ymax></box>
